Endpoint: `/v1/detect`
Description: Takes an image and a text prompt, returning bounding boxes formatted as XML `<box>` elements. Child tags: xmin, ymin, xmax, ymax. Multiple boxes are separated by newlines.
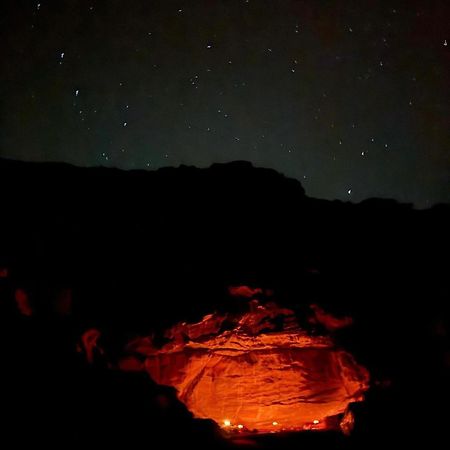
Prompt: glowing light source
<box><xmin>237</xmin><ymin>424</ymin><xmax>244</xmax><ymax>429</ymax></box>
<box><xmin>313</xmin><ymin>419</ymin><xmax>320</xmax><ymax>424</ymax></box>
<box><xmin>272</xmin><ymin>421</ymin><xmax>278</xmax><ymax>426</ymax></box>
<box><xmin>223</xmin><ymin>419</ymin><xmax>231</xmax><ymax>427</ymax></box>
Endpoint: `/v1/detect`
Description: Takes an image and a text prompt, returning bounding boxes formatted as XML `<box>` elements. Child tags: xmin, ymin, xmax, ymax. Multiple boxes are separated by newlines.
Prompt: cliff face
<box><xmin>125</xmin><ymin>299</ymin><xmax>369</xmax><ymax>433</ymax></box>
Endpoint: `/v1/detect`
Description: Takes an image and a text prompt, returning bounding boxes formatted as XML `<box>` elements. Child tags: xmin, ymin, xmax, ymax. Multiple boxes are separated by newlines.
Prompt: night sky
<box><xmin>1</xmin><ymin>0</ymin><xmax>449</xmax><ymax>207</ymax></box>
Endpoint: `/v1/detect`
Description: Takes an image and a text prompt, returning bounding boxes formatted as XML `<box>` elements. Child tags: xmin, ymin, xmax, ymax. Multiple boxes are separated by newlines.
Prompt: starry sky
<box><xmin>1</xmin><ymin>0</ymin><xmax>449</xmax><ymax>207</ymax></box>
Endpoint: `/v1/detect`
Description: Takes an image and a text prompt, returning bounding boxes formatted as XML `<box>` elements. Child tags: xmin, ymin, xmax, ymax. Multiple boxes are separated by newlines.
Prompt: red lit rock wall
<box><xmin>136</xmin><ymin>330</ymin><xmax>368</xmax><ymax>431</ymax></box>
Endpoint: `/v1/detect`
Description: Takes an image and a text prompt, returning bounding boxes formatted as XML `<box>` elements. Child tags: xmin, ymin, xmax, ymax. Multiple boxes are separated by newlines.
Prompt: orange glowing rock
<box><xmin>228</xmin><ymin>285</ymin><xmax>263</xmax><ymax>298</ymax></box>
<box><xmin>128</xmin><ymin>299</ymin><xmax>369</xmax><ymax>433</ymax></box>
<box><xmin>78</xmin><ymin>328</ymin><xmax>104</xmax><ymax>364</ymax></box>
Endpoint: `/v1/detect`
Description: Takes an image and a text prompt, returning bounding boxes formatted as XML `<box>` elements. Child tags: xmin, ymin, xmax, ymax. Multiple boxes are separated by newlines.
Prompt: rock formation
<box><xmin>124</xmin><ymin>295</ymin><xmax>369</xmax><ymax>433</ymax></box>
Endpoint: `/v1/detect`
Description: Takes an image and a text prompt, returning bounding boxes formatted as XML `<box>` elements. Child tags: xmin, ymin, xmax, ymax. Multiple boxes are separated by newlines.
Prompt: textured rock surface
<box><xmin>126</xmin><ymin>300</ymin><xmax>369</xmax><ymax>433</ymax></box>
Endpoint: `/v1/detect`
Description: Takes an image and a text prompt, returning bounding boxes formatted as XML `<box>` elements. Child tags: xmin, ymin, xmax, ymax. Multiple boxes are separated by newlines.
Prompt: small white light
<box><xmin>272</xmin><ymin>421</ymin><xmax>278</xmax><ymax>426</ymax></box>
<box><xmin>313</xmin><ymin>419</ymin><xmax>320</xmax><ymax>424</ymax></box>
<box><xmin>223</xmin><ymin>419</ymin><xmax>231</xmax><ymax>427</ymax></box>
<box><xmin>237</xmin><ymin>424</ymin><xmax>243</xmax><ymax>429</ymax></box>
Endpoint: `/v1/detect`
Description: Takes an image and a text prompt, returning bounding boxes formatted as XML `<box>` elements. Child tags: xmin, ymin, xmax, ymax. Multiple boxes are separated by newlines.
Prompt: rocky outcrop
<box><xmin>124</xmin><ymin>298</ymin><xmax>369</xmax><ymax>433</ymax></box>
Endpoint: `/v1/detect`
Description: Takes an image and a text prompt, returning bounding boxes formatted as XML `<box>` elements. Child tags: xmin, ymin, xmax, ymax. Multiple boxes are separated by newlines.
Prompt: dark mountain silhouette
<box><xmin>0</xmin><ymin>157</ymin><xmax>449</xmax><ymax>448</ymax></box>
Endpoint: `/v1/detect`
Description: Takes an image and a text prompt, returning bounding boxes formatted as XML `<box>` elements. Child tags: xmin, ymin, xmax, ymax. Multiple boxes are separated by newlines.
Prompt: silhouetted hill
<box><xmin>0</xmin><ymin>157</ymin><xmax>449</xmax><ymax>448</ymax></box>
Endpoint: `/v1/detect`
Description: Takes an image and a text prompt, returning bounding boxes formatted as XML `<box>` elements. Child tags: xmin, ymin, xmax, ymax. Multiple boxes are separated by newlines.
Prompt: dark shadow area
<box><xmin>0</xmin><ymin>157</ymin><xmax>449</xmax><ymax>448</ymax></box>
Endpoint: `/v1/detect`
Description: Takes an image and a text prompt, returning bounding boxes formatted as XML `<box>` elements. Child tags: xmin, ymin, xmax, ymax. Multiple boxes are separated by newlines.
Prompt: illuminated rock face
<box><xmin>127</xmin><ymin>301</ymin><xmax>369</xmax><ymax>433</ymax></box>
